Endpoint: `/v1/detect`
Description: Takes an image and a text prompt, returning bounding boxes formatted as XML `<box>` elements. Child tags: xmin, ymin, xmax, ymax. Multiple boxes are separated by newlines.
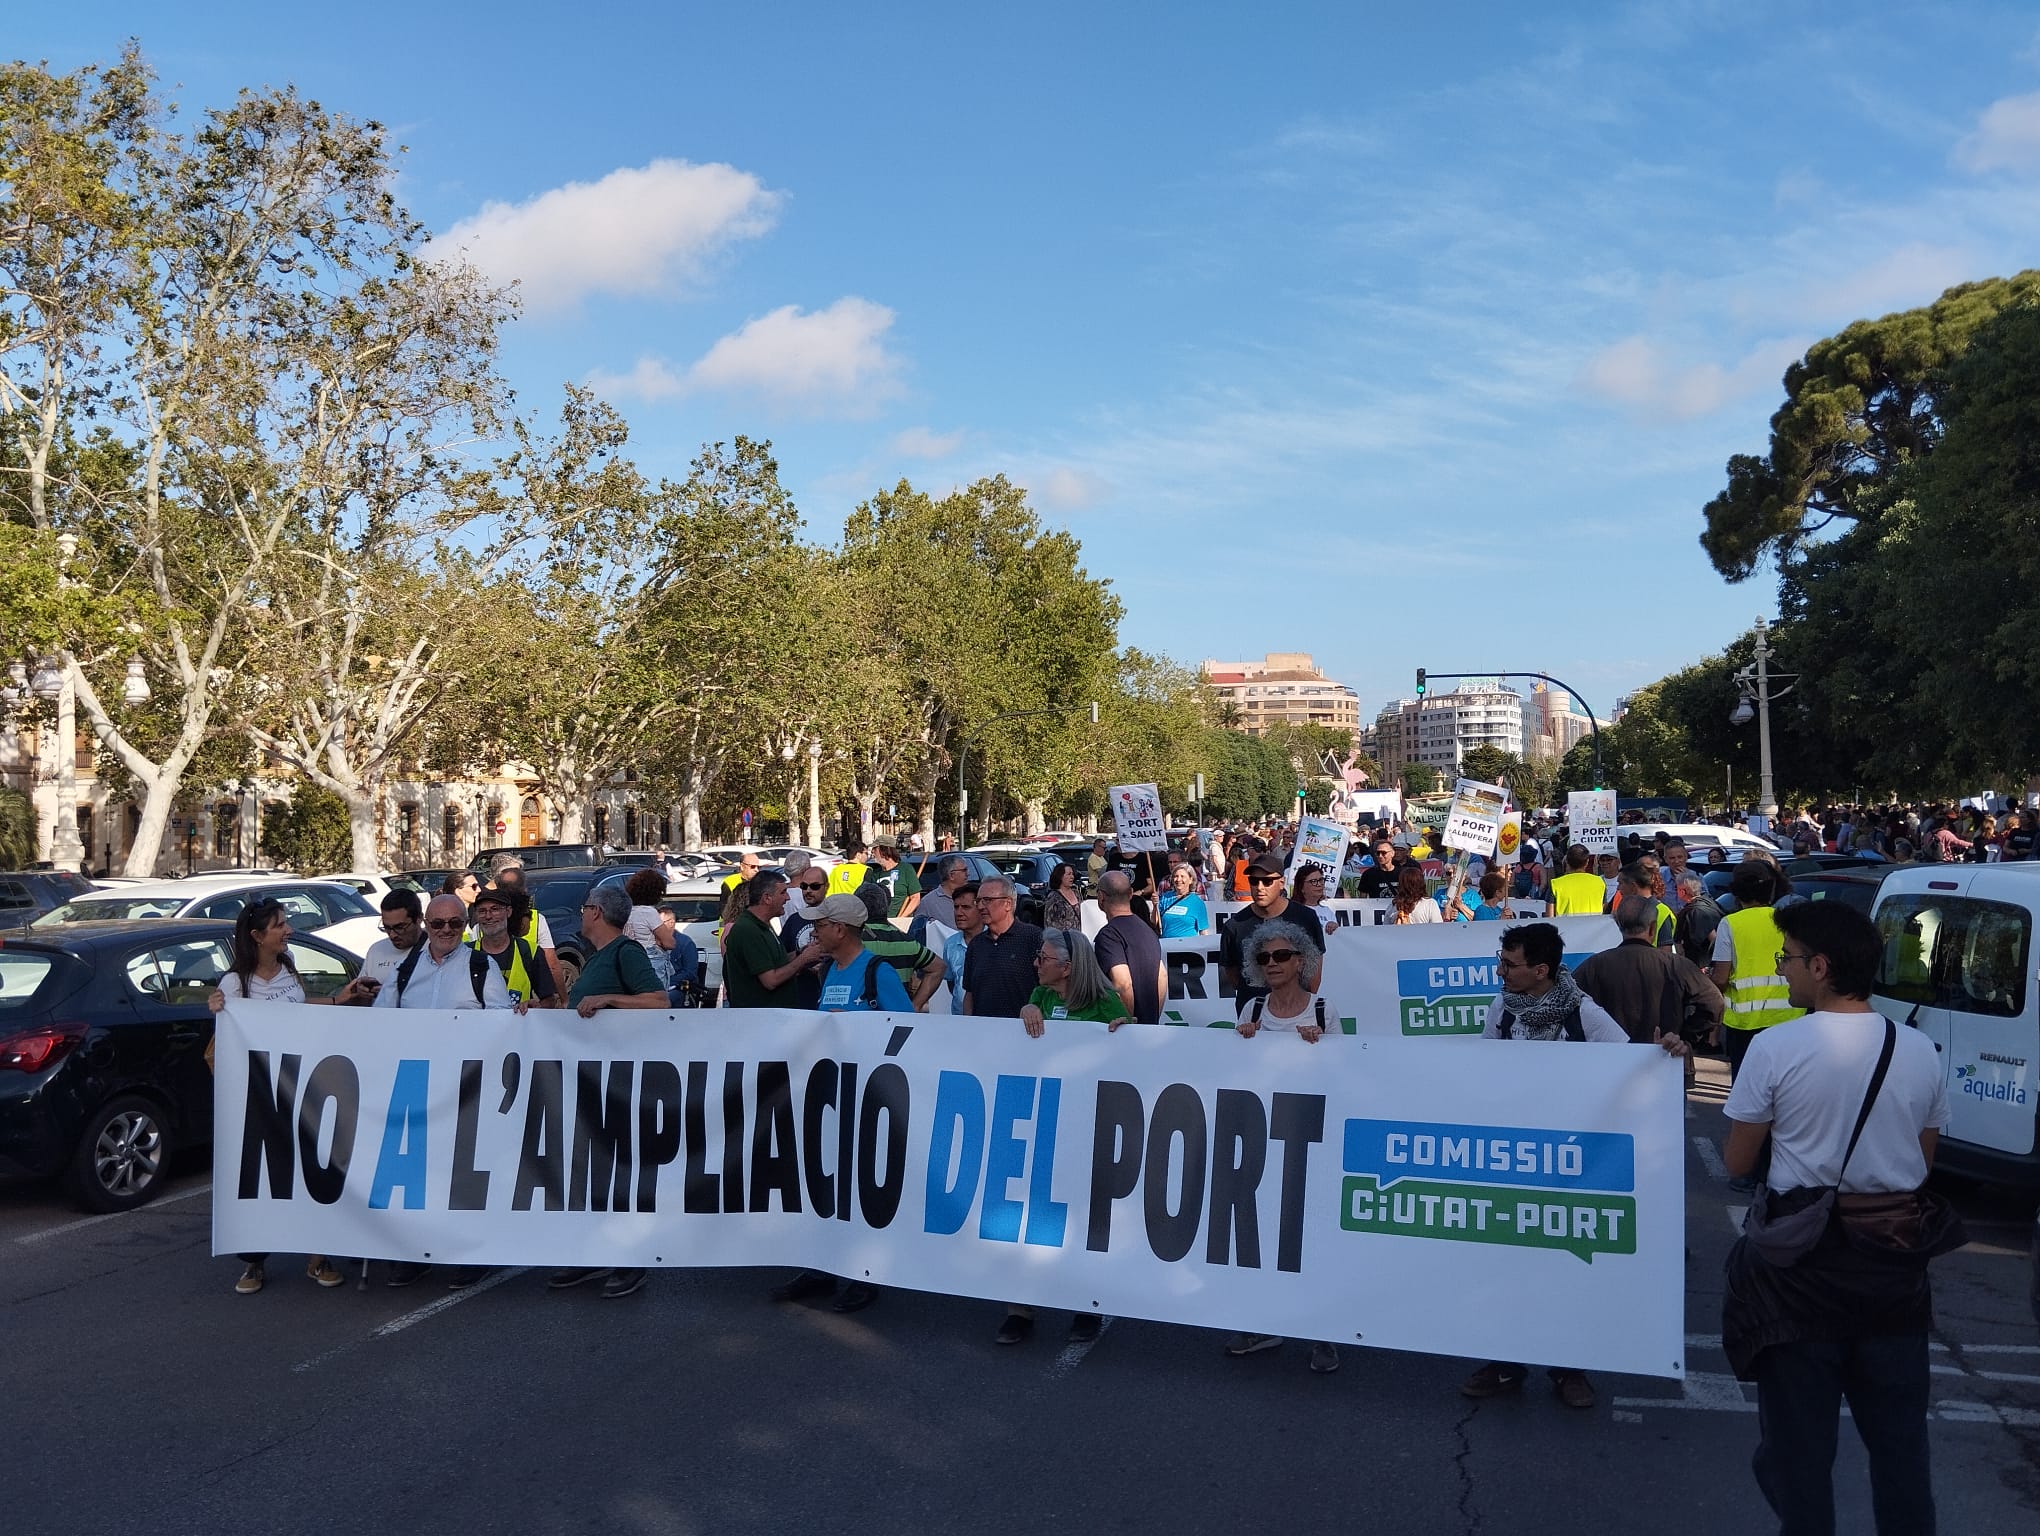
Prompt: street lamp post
<box><xmin>1729</xmin><ymin>616</ymin><xmax>1795</xmax><ymax>821</ymax></box>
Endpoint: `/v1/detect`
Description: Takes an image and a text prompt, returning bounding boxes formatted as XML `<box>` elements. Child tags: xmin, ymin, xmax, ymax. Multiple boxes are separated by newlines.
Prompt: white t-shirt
<box><xmin>219</xmin><ymin>967</ymin><xmax>307</xmax><ymax>1005</ymax></box>
<box><xmin>374</xmin><ymin>944</ymin><xmax>515</xmax><ymax>1010</ymax></box>
<box><xmin>1247</xmin><ymin>991</ymin><xmax>1331</xmax><ymax>1035</ymax></box>
<box><xmin>1079</xmin><ymin>899</ymin><xmax>1107</xmax><ymax>940</ymax></box>
<box><xmin>1480</xmin><ymin>992</ymin><xmax>1629</xmax><ymax>1042</ymax></box>
<box><xmin>359</xmin><ymin>937</ymin><xmax>413</xmax><ymax>990</ymax></box>
<box><xmin>532</xmin><ymin>911</ymin><xmax>555</xmax><ymax>950</ymax></box>
<box><xmin>1395</xmin><ymin>898</ymin><xmax>1442</xmax><ymax>924</ymax></box>
<box><xmin>1725</xmin><ymin>1011</ymin><xmax>1949</xmax><ymax>1193</ymax></box>
<box><xmin>1312</xmin><ymin>902</ymin><xmax>1339</xmax><ymax>934</ymax></box>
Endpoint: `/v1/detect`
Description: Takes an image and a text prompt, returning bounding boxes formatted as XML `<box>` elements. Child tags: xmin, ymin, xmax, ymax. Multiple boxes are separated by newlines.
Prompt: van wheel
<box><xmin>67</xmin><ymin>1095</ymin><xmax>174</xmax><ymax>1213</ymax></box>
<box><xmin>555</xmin><ymin>955</ymin><xmax>582</xmax><ymax>995</ymax></box>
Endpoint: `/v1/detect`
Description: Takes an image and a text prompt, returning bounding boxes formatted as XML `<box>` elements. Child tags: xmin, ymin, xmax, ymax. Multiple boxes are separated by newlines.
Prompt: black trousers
<box><xmin>1753</xmin><ymin>1334</ymin><xmax>1935</xmax><ymax>1536</ymax></box>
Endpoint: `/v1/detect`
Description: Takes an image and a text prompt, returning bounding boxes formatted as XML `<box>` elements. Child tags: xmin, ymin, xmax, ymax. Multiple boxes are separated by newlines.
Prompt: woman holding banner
<box><xmin>1227</xmin><ymin>918</ymin><xmax>1342</xmax><ymax>1374</ymax></box>
<box><xmin>998</xmin><ymin>930</ymin><xmax>1127</xmax><ymax>1347</ymax></box>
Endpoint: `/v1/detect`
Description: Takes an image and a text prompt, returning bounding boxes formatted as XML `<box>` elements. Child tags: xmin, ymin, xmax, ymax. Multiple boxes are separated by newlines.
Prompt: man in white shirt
<box><xmin>375</xmin><ymin>894</ymin><xmax>516</xmax><ymax>1010</ymax></box>
<box><xmin>359</xmin><ymin>888</ymin><xmax>423</xmax><ymax>991</ymax></box>
<box><xmin>1722</xmin><ymin>900</ymin><xmax>1949</xmax><ymax>1536</ymax></box>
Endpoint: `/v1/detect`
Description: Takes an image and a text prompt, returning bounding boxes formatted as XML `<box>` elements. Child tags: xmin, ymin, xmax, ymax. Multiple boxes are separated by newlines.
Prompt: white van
<box><xmin>1869</xmin><ymin>862</ymin><xmax>2040</xmax><ymax>1187</ymax></box>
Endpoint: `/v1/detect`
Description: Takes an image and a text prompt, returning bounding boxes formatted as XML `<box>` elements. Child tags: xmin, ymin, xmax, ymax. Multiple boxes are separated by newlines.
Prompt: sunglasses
<box><xmin>1247</xmin><ymin>874</ymin><xmax>1281</xmax><ymax>886</ymax></box>
<box><xmin>799</xmin><ymin>881</ymin><xmax>827</xmax><ymax>893</ymax></box>
<box><xmin>423</xmin><ymin>918</ymin><xmax>463</xmax><ymax>931</ymax></box>
<box><xmin>1256</xmin><ymin>948</ymin><xmax>1300</xmax><ymax>965</ymax></box>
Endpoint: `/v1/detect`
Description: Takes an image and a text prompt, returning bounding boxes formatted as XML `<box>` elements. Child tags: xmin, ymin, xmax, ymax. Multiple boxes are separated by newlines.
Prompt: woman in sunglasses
<box><xmin>1227</xmin><ymin>917</ymin><xmax>1341</xmax><ymax>1373</ymax></box>
<box><xmin>206</xmin><ymin>897</ymin><xmax>373</xmax><ymax>1296</ymax></box>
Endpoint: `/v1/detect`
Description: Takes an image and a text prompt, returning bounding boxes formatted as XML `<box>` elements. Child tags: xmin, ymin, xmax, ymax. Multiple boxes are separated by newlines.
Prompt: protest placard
<box><xmin>214</xmin><ymin>980</ymin><xmax>1681</xmax><ymax>1379</ymax></box>
<box><xmin>1109</xmin><ymin>783</ymin><xmax>1168</xmax><ymax>852</ymax></box>
<box><xmin>1285</xmin><ymin>815</ymin><xmax>1350</xmax><ymax>891</ymax></box>
<box><xmin>1441</xmin><ymin>777</ymin><xmax>1508</xmax><ymax>856</ymax></box>
<box><xmin>1568</xmin><ymin>789</ymin><xmax>1618</xmax><ymax>856</ymax></box>
<box><xmin>1494</xmin><ymin>812</ymin><xmax>1524</xmax><ymax>866</ymax></box>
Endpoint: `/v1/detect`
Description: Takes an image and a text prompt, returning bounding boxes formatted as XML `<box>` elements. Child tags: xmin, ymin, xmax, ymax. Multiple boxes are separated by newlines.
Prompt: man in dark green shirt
<box><xmin>724</xmin><ymin>870</ymin><xmax>829</xmax><ymax>1008</ymax></box>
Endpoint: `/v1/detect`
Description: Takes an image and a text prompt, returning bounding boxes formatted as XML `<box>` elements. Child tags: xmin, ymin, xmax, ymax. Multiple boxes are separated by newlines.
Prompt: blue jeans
<box><xmin>1753</xmin><ymin>1334</ymin><xmax>1935</xmax><ymax>1535</ymax></box>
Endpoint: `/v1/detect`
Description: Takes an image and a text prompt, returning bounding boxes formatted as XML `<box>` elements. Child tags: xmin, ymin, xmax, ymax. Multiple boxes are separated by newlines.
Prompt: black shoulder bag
<box><xmin>1741</xmin><ymin>1019</ymin><xmax>1893</xmax><ymax>1267</ymax></box>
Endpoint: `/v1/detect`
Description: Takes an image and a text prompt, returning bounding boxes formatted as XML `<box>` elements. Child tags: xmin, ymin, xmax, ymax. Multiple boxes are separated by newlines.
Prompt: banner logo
<box><xmin>1393</xmin><ymin>953</ymin><xmax>1595</xmax><ymax>1035</ymax></box>
<box><xmin>1337</xmin><ymin>1117</ymin><xmax>1637</xmax><ymax>1263</ymax></box>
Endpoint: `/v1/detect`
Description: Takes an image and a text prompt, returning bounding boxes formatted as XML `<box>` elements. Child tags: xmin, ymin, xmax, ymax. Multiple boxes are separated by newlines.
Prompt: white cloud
<box><xmin>1816</xmin><ymin>242</ymin><xmax>1976</xmax><ymax>320</ymax></box>
<box><xmin>1036</xmin><ymin>467</ymin><xmax>1108</xmax><ymax>510</ymax></box>
<box><xmin>1953</xmin><ymin>91</ymin><xmax>2040</xmax><ymax>175</ymax></box>
<box><xmin>890</xmin><ymin>425</ymin><xmax>965</xmax><ymax>459</ymax></box>
<box><xmin>589</xmin><ymin>297</ymin><xmax>903</xmax><ymax>414</ymax></box>
<box><xmin>1578</xmin><ymin>334</ymin><xmax>1804</xmax><ymax>421</ymax></box>
<box><xmin>433</xmin><ymin>159</ymin><xmax>781</xmax><ymax>312</ymax></box>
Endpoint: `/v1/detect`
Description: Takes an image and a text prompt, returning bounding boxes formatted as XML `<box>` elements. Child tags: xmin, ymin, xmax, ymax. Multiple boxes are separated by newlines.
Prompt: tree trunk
<box><xmin>854</xmin><ymin>792</ymin><xmax>877</xmax><ymax>846</ymax></box>
<box><xmin>123</xmin><ymin>770</ymin><xmax>186</xmax><ymax>878</ymax></box>
<box><xmin>680</xmin><ymin>791</ymin><xmax>703</xmax><ymax>851</ymax></box>
<box><xmin>558</xmin><ymin>801</ymin><xmax>586</xmax><ymax>843</ymax></box>
<box><xmin>784</xmin><ymin>772</ymin><xmax>802</xmax><ymax>844</ymax></box>
<box><xmin>344</xmin><ymin>783</ymin><xmax>380</xmax><ymax>873</ymax></box>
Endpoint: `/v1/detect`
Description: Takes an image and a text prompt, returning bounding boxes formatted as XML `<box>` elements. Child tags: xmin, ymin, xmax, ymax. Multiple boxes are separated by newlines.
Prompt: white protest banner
<box><xmin>1109</xmin><ymin>783</ymin><xmax>1168</xmax><ymax>852</ymax></box>
<box><xmin>1441</xmin><ymin>777</ymin><xmax>1508</xmax><ymax>856</ymax></box>
<box><xmin>1285</xmin><ymin>815</ymin><xmax>1350</xmax><ymax>891</ymax></box>
<box><xmin>1495</xmin><ymin>812</ymin><xmax>1524</xmax><ymax>866</ymax></box>
<box><xmin>1160</xmin><ymin>913</ymin><xmax>1613</xmax><ymax>1035</ymax></box>
<box><xmin>1568</xmin><ymin>789</ymin><xmax>1618</xmax><ymax>856</ymax></box>
<box><xmin>214</xmin><ymin>999</ymin><xmax>1683</xmax><ymax>1379</ymax></box>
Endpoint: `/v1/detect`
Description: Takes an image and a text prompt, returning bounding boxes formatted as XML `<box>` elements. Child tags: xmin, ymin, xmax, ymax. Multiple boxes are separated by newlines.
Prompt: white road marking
<box><xmin>1044</xmin><ymin>1316</ymin><xmax>1114</xmax><ymax>1379</ymax></box>
<box><xmin>1690</xmin><ymin>1136</ymin><xmax>1729</xmax><ymax>1181</ymax></box>
<box><xmin>1612</xmin><ymin>1409</ymin><xmax>1644</xmax><ymax>1423</ymax></box>
<box><xmin>14</xmin><ymin>1180</ymin><xmax>212</xmax><ymax>1245</ymax></box>
<box><xmin>1725</xmin><ymin>1203</ymin><xmax>1747</xmax><ymax>1235</ymax></box>
<box><xmin>1935</xmin><ymin>1401</ymin><xmax>2040</xmax><ymax>1427</ymax></box>
<box><xmin>293</xmin><ymin>1266</ymin><xmax>528</xmax><ymax>1372</ymax></box>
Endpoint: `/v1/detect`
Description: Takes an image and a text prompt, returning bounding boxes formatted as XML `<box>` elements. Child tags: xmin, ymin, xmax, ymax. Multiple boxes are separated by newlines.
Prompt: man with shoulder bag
<box><xmin>1722</xmin><ymin>900</ymin><xmax>1963</xmax><ymax>1536</ymax></box>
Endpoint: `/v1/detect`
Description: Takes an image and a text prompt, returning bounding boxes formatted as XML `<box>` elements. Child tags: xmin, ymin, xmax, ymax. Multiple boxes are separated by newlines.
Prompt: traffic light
<box><xmin>1415</xmin><ymin>668</ymin><xmax>1427</xmax><ymax>698</ymax></box>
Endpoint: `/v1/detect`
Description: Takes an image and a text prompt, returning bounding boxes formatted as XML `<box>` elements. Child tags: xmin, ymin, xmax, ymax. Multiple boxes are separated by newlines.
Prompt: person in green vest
<box><xmin>1548</xmin><ymin>843</ymin><xmax>1607</xmax><ymax>915</ymax></box>
<box><xmin>1709</xmin><ymin>858</ymin><xmax>1808</xmax><ymax>1180</ymax></box>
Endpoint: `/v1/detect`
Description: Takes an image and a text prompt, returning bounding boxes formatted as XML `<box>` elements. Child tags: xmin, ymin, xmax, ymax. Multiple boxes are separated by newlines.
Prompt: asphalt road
<box><xmin>3</xmin><ymin>1059</ymin><xmax>2035</xmax><ymax>1536</ymax></box>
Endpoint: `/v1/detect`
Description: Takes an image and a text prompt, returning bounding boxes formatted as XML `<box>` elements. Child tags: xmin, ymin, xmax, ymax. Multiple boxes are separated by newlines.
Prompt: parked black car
<box><xmin>928</xmin><ymin>850</ymin><xmax>1048</xmax><ymax>924</ymax></box>
<box><xmin>468</xmin><ymin>844</ymin><xmax>604</xmax><ymax>872</ymax></box>
<box><xmin>0</xmin><ymin>870</ymin><xmax>98</xmax><ymax>933</ymax></box>
<box><xmin>0</xmin><ymin>919</ymin><xmax>361</xmax><ymax>1211</ymax></box>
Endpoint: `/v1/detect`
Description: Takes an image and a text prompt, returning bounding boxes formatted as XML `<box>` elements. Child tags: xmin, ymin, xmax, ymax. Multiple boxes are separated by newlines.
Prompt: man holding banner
<box><xmin>1460</xmin><ymin>922</ymin><xmax>1690</xmax><ymax>1409</ymax></box>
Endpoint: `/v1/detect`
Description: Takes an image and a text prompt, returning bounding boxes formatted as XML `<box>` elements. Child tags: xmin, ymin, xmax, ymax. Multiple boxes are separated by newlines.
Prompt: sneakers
<box><xmin>1224</xmin><ymin>1333</ymin><xmax>1283</xmax><ymax>1357</ymax></box>
<box><xmin>1460</xmin><ymin>1361</ymin><xmax>1528</xmax><ymax>1398</ymax></box>
<box><xmin>832</xmin><ymin>1281</ymin><xmax>878</xmax><ymax>1314</ymax></box>
<box><xmin>1068</xmin><ymin>1312</ymin><xmax>1103</xmax><ymax>1344</ymax></box>
<box><xmin>306</xmin><ymin>1257</ymin><xmax>347</xmax><ymax>1289</ymax></box>
<box><xmin>601</xmin><ymin>1268</ymin><xmax>647</xmax><ymax>1299</ymax></box>
<box><xmin>1310</xmin><ymin>1342</ymin><xmax>1341</xmax><ymax>1374</ymax></box>
<box><xmin>234</xmin><ymin>1263</ymin><xmax>265</xmax><ymax>1295</ymax></box>
<box><xmin>547</xmin><ymin>1267</ymin><xmax>612</xmax><ymax>1290</ymax></box>
<box><xmin>1551</xmin><ymin>1369</ymin><xmax>1597</xmax><ymax>1409</ymax></box>
<box><xmin>768</xmin><ymin>1269</ymin><xmax>837</xmax><ymax>1304</ymax></box>
<box><xmin>386</xmin><ymin>1262</ymin><xmax>430</xmax><ymax>1288</ymax></box>
<box><xmin>995</xmin><ymin>1312</ymin><xmax>1034</xmax><ymax>1346</ymax></box>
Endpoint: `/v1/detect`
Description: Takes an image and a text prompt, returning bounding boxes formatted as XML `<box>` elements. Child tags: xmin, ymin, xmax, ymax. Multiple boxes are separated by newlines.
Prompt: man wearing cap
<box><xmin>469</xmin><ymin>885</ymin><xmax>559</xmax><ymax>1010</ymax></box>
<box><xmin>1221</xmin><ymin>852</ymin><xmax>1327</xmax><ymax>1017</ymax></box>
<box><xmin>768</xmin><ymin>891</ymin><xmax>911</xmax><ymax>1314</ymax></box>
<box><xmin>487</xmin><ymin>854</ymin><xmax>558</xmax><ymax>977</ymax></box>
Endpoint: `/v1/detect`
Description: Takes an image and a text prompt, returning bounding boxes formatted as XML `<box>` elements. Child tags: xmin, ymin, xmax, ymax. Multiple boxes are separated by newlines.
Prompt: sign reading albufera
<box><xmin>214</xmin><ymin>999</ymin><xmax>1684</xmax><ymax>1379</ymax></box>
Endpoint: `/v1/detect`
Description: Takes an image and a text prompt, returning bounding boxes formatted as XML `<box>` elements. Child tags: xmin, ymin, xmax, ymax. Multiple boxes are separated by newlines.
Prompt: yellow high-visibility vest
<box><xmin>1549</xmin><ymin>871</ymin><xmax>1607</xmax><ymax>916</ymax></box>
<box><xmin>827</xmin><ymin>860</ymin><xmax>868</xmax><ymax>895</ymax></box>
<box><xmin>1722</xmin><ymin>905</ymin><xmax>1803</xmax><ymax>1033</ymax></box>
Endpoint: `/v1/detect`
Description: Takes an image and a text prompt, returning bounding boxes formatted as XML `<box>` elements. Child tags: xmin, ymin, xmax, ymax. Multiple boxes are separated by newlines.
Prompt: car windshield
<box><xmin>34</xmin><ymin>895</ymin><xmax>187</xmax><ymax>924</ymax></box>
<box><xmin>0</xmin><ymin>951</ymin><xmax>57</xmax><ymax>1009</ymax></box>
<box><xmin>983</xmin><ymin>856</ymin><xmax>1037</xmax><ymax>876</ymax></box>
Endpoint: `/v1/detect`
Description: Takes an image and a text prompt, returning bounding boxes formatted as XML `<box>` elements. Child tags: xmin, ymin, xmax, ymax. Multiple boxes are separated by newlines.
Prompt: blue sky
<box><xmin>22</xmin><ymin>2</ymin><xmax>2040</xmax><ymax>719</ymax></box>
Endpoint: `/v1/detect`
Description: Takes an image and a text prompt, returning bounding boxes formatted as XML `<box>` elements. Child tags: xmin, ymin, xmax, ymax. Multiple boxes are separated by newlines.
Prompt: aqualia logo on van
<box><xmin>1394</xmin><ymin>952</ymin><xmax>1597</xmax><ymax>1035</ymax></box>
<box><xmin>1338</xmin><ymin>1117</ymin><xmax>1638</xmax><ymax>1263</ymax></box>
<box><xmin>1955</xmin><ymin>1056</ymin><xmax>2030</xmax><ymax>1106</ymax></box>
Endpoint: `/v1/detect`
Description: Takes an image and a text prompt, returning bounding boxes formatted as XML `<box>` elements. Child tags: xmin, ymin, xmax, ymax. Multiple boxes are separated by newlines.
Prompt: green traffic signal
<box><xmin>1415</xmin><ymin>667</ymin><xmax>1427</xmax><ymax>697</ymax></box>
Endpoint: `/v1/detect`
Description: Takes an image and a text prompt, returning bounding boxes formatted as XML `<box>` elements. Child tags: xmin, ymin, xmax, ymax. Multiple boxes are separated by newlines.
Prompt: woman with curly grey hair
<box><xmin>1226</xmin><ymin>915</ymin><xmax>1340</xmax><ymax>1372</ymax></box>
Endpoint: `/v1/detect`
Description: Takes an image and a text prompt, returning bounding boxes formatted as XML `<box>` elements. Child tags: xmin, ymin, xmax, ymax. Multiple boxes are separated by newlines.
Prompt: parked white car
<box><xmin>33</xmin><ymin>877</ymin><xmax>387</xmax><ymax>958</ymax></box>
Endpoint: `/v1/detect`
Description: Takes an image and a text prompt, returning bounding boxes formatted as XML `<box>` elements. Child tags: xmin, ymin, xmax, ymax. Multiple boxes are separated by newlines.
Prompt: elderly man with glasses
<box><xmin>374</xmin><ymin>895</ymin><xmax>518</xmax><ymax>1010</ymax></box>
<box><xmin>961</xmin><ymin>876</ymin><xmax>1044</xmax><ymax>1019</ymax></box>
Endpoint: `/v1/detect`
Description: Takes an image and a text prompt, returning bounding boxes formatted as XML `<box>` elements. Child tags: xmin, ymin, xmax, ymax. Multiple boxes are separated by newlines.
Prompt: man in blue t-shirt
<box><xmin>810</xmin><ymin>893</ymin><xmax>915</xmax><ymax>1011</ymax></box>
<box><xmin>768</xmin><ymin>892</ymin><xmax>908</xmax><ymax>1316</ymax></box>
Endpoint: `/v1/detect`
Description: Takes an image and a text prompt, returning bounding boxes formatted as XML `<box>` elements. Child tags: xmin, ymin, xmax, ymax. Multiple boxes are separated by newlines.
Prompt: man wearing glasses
<box><xmin>360</xmin><ymin>888</ymin><xmax>423</xmax><ymax>991</ymax></box>
<box><xmin>375</xmin><ymin>895</ymin><xmax>518</xmax><ymax>1009</ymax></box>
<box><xmin>725</xmin><ymin>870</ymin><xmax>830</xmax><ymax>1008</ymax></box>
<box><xmin>778</xmin><ymin>866</ymin><xmax>834</xmax><ymax>1009</ymax></box>
<box><xmin>961</xmin><ymin>876</ymin><xmax>1043</xmax><ymax>1019</ymax></box>
<box><xmin>1220</xmin><ymin>852</ymin><xmax>1326</xmax><ymax>1017</ymax></box>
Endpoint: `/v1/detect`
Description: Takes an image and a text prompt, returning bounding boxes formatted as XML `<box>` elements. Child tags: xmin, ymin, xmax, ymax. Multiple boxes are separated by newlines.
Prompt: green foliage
<box><xmin>1401</xmin><ymin>763</ymin><xmax>1441</xmax><ymax>796</ymax></box>
<box><xmin>1701</xmin><ymin>271</ymin><xmax>2040</xmax><ymax>580</ymax></box>
<box><xmin>0</xmin><ymin>787</ymin><xmax>31</xmax><ymax>866</ymax></box>
<box><xmin>259</xmin><ymin>783</ymin><xmax>351</xmax><ymax>873</ymax></box>
<box><xmin>1458</xmin><ymin>744</ymin><xmax>1515</xmax><ymax>786</ymax></box>
<box><xmin>1303</xmin><ymin>781</ymin><xmax>1331</xmax><ymax>815</ymax></box>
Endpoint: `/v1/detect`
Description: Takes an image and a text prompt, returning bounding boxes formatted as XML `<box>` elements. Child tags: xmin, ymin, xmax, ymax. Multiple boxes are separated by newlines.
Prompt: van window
<box><xmin>1875</xmin><ymin>894</ymin><xmax>2030</xmax><ymax>1018</ymax></box>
